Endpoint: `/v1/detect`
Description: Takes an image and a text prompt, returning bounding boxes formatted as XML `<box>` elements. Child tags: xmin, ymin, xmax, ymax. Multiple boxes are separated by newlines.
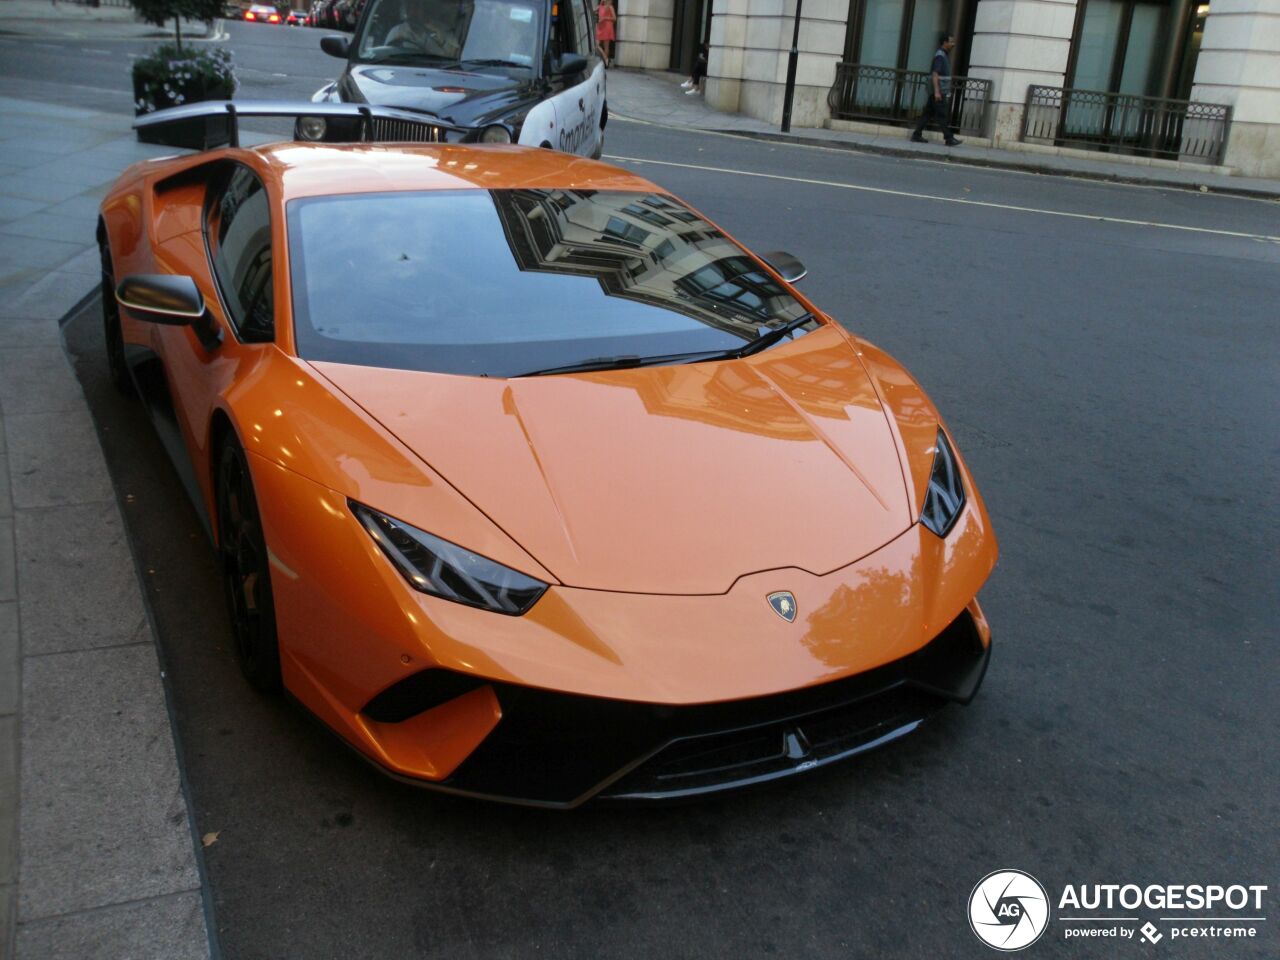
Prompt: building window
<box><xmin>1066</xmin><ymin>0</ymin><xmax>1202</xmax><ymax>99</ymax></box>
<box><xmin>843</xmin><ymin>0</ymin><xmax>969</xmax><ymax>76</ymax></box>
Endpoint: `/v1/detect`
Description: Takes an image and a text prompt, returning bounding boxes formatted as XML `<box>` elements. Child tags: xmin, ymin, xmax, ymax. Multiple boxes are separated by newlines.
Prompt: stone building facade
<box><xmin>612</xmin><ymin>0</ymin><xmax>1280</xmax><ymax>177</ymax></box>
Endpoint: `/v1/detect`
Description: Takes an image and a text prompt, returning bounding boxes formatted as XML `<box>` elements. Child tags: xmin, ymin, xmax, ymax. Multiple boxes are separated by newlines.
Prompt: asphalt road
<box><xmin>12</xmin><ymin>20</ymin><xmax>1280</xmax><ymax>959</ymax></box>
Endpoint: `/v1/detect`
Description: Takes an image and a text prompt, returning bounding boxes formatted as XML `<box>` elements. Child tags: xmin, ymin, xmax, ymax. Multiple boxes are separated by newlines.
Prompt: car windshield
<box><xmin>287</xmin><ymin>189</ymin><xmax>815</xmax><ymax>378</ymax></box>
<box><xmin>355</xmin><ymin>0</ymin><xmax>543</xmax><ymax>69</ymax></box>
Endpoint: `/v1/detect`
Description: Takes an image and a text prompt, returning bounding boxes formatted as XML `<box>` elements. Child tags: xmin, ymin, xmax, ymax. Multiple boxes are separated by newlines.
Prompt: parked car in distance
<box><xmin>244</xmin><ymin>3</ymin><xmax>283</xmax><ymax>22</ymax></box>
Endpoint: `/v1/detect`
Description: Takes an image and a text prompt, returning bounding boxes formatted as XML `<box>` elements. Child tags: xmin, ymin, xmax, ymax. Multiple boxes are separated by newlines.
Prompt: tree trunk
<box><xmin>174</xmin><ymin>15</ymin><xmax>183</xmax><ymax>51</ymax></box>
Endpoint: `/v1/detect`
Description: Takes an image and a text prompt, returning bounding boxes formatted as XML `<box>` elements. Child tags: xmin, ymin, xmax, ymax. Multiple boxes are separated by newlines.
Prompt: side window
<box><xmin>570</xmin><ymin>0</ymin><xmax>592</xmax><ymax>57</ymax></box>
<box><xmin>206</xmin><ymin>165</ymin><xmax>275</xmax><ymax>343</ymax></box>
<box><xmin>553</xmin><ymin>0</ymin><xmax>589</xmax><ymax>56</ymax></box>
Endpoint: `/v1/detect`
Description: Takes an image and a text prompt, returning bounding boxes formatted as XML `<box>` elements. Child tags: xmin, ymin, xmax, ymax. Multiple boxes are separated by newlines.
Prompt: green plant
<box><xmin>133</xmin><ymin>43</ymin><xmax>237</xmax><ymax>114</ymax></box>
<box><xmin>129</xmin><ymin>0</ymin><xmax>226</xmax><ymax>49</ymax></box>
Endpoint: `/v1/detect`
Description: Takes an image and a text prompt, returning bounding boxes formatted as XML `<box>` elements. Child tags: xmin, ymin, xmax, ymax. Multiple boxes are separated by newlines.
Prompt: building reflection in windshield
<box><xmin>491</xmin><ymin>188</ymin><xmax>811</xmax><ymax>341</ymax></box>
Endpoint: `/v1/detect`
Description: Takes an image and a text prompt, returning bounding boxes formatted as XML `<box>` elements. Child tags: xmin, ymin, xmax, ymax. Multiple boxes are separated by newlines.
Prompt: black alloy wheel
<box><xmin>217</xmin><ymin>437</ymin><xmax>283</xmax><ymax>692</ymax></box>
<box><xmin>99</xmin><ymin>241</ymin><xmax>134</xmax><ymax>396</ymax></box>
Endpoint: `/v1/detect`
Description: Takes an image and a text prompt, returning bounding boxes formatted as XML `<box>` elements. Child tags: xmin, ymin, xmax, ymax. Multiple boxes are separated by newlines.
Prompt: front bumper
<box><xmin>365</xmin><ymin>603</ymin><xmax>990</xmax><ymax>807</ymax></box>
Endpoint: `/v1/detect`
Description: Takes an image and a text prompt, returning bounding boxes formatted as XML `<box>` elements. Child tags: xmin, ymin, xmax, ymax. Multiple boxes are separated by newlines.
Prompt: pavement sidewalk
<box><xmin>0</xmin><ymin>96</ymin><xmax>213</xmax><ymax>959</ymax></box>
<box><xmin>605</xmin><ymin>68</ymin><xmax>1280</xmax><ymax>200</ymax></box>
<box><xmin>0</xmin><ymin>0</ymin><xmax>223</xmax><ymax>41</ymax></box>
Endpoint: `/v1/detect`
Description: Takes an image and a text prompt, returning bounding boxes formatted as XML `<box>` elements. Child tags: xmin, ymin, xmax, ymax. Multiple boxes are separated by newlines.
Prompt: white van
<box><xmin>311</xmin><ymin>0</ymin><xmax>607</xmax><ymax>157</ymax></box>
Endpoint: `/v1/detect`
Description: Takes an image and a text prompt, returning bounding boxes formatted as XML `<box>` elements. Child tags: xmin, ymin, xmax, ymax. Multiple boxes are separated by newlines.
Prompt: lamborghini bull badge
<box><xmin>767</xmin><ymin>591</ymin><xmax>797</xmax><ymax>622</ymax></box>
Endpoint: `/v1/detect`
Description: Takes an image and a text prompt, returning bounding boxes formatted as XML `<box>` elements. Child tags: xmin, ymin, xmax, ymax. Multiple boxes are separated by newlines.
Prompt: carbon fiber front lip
<box><xmin>433</xmin><ymin>608</ymin><xmax>992</xmax><ymax>807</ymax></box>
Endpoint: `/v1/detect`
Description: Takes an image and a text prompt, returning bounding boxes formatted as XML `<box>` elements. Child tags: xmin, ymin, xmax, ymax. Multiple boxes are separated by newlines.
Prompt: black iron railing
<box><xmin>827</xmin><ymin>62</ymin><xmax>992</xmax><ymax>137</ymax></box>
<box><xmin>1021</xmin><ymin>85</ymin><xmax>1231</xmax><ymax>164</ymax></box>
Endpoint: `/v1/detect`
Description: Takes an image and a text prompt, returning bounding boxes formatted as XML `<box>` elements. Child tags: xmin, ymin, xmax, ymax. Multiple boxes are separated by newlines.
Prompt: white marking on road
<box><xmin>82</xmin><ymin>49</ymin><xmax>113</xmax><ymax>55</ymax></box>
<box><xmin>605</xmin><ymin>154</ymin><xmax>1280</xmax><ymax>243</ymax></box>
<box><xmin>272</xmin><ymin>72</ymin><xmax>289</xmax><ymax>77</ymax></box>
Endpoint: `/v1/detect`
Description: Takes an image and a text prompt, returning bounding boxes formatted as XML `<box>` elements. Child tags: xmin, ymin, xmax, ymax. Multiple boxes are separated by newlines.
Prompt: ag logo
<box><xmin>968</xmin><ymin>869</ymin><xmax>1049</xmax><ymax>951</ymax></box>
<box><xmin>766</xmin><ymin>591</ymin><xmax>797</xmax><ymax>622</ymax></box>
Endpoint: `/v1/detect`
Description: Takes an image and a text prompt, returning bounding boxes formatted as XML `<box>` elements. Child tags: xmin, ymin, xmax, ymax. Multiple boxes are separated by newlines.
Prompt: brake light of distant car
<box><xmin>269</xmin><ymin>12</ymin><xmax>280</xmax><ymax>20</ymax></box>
<box><xmin>244</xmin><ymin>9</ymin><xmax>256</xmax><ymax>17</ymax></box>
<box><xmin>920</xmin><ymin>428</ymin><xmax>966</xmax><ymax>537</ymax></box>
<box><xmin>350</xmin><ymin>501</ymin><xmax>548</xmax><ymax>615</ymax></box>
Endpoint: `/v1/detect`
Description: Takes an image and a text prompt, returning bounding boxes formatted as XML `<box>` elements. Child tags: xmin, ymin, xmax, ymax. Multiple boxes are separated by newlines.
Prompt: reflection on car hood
<box><xmin>309</xmin><ymin>326</ymin><xmax>912</xmax><ymax>594</ymax></box>
<box><xmin>342</xmin><ymin>64</ymin><xmax>535</xmax><ymax>126</ymax></box>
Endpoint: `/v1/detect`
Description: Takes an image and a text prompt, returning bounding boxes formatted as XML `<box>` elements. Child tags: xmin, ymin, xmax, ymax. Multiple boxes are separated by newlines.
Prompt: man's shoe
<box><xmin>685</xmin><ymin>87</ymin><xmax>700</xmax><ymax>95</ymax></box>
<box><xmin>680</xmin><ymin>79</ymin><xmax>693</xmax><ymax>88</ymax></box>
<box><xmin>910</xmin><ymin>134</ymin><xmax>927</xmax><ymax>143</ymax></box>
<box><xmin>945</xmin><ymin>138</ymin><xmax>963</xmax><ymax>146</ymax></box>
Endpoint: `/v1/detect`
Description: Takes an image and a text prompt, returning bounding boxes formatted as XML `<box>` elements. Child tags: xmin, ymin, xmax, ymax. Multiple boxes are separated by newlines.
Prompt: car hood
<box><xmin>341</xmin><ymin>64</ymin><xmax>535</xmax><ymax>125</ymax></box>
<box><xmin>309</xmin><ymin>325</ymin><xmax>912</xmax><ymax>594</ymax></box>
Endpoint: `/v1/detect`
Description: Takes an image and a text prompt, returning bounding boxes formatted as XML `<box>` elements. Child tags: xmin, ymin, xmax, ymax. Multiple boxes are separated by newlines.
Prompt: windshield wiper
<box><xmin>730</xmin><ymin>312</ymin><xmax>817</xmax><ymax>359</ymax></box>
<box><xmin>452</xmin><ymin>58</ymin><xmax>529</xmax><ymax>69</ymax></box>
<box><xmin>514</xmin><ymin>350</ymin><xmax>725</xmax><ymax>378</ymax></box>
<box><xmin>364</xmin><ymin>52</ymin><xmax>455</xmax><ymax>65</ymax></box>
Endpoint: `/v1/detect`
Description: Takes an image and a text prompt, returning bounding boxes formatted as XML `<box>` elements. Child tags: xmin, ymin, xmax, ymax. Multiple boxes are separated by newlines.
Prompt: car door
<box><xmin>542</xmin><ymin>0</ymin><xmax>604</xmax><ymax>156</ymax></box>
<box><xmin>149</xmin><ymin>162</ymin><xmax>281</xmax><ymax>530</ymax></box>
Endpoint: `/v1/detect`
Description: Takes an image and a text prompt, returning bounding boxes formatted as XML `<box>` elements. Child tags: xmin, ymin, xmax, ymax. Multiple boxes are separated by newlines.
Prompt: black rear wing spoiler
<box><xmin>133</xmin><ymin>100</ymin><xmax>469</xmax><ymax>150</ymax></box>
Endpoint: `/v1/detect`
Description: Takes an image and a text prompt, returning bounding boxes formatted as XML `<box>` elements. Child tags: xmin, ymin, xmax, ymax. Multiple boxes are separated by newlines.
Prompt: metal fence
<box><xmin>1021</xmin><ymin>85</ymin><xmax>1231</xmax><ymax>165</ymax></box>
<box><xmin>827</xmin><ymin>62</ymin><xmax>992</xmax><ymax>137</ymax></box>
<box><xmin>64</xmin><ymin>0</ymin><xmax>135</xmax><ymax>7</ymax></box>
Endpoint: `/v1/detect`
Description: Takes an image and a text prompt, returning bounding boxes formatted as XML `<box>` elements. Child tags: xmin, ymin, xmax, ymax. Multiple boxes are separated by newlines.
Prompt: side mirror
<box><xmin>321</xmin><ymin>35</ymin><xmax>350</xmax><ymax>58</ymax></box>
<box><xmin>762</xmin><ymin>251</ymin><xmax>807</xmax><ymax>284</ymax></box>
<box><xmin>117</xmin><ymin>275</ymin><xmax>222</xmax><ymax>349</ymax></box>
<box><xmin>552</xmin><ymin>53</ymin><xmax>588</xmax><ymax>76</ymax></box>
<box><xmin>116</xmin><ymin>275</ymin><xmax>205</xmax><ymax>323</ymax></box>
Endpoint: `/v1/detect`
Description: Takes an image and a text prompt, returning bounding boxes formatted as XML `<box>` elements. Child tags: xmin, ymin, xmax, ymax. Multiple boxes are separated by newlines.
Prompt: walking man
<box><xmin>911</xmin><ymin>33</ymin><xmax>962</xmax><ymax>146</ymax></box>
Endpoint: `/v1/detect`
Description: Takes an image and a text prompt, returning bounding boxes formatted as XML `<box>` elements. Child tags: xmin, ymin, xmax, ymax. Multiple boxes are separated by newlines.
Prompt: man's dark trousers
<box><xmin>913</xmin><ymin>95</ymin><xmax>955</xmax><ymax>142</ymax></box>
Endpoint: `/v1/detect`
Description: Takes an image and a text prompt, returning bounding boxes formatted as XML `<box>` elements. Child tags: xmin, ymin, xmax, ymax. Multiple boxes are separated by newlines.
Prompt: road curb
<box><xmin>714</xmin><ymin>128</ymin><xmax>1280</xmax><ymax>202</ymax></box>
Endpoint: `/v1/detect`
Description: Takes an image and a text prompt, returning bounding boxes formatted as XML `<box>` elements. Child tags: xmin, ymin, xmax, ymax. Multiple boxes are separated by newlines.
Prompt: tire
<box><xmin>100</xmin><ymin>240</ymin><xmax>134</xmax><ymax>397</ymax></box>
<box><xmin>217</xmin><ymin>437</ymin><xmax>282</xmax><ymax>692</ymax></box>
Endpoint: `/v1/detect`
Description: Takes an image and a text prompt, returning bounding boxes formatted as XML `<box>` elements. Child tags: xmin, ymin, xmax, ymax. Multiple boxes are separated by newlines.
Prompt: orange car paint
<box><xmin>99</xmin><ymin>142</ymin><xmax>997</xmax><ymax>785</ymax></box>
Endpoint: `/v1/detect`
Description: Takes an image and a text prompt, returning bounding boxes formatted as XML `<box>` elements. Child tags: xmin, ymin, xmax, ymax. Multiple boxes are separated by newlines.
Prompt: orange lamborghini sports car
<box><xmin>101</xmin><ymin>103</ymin><xmax>997</xmax><ymax>806</ymax></box>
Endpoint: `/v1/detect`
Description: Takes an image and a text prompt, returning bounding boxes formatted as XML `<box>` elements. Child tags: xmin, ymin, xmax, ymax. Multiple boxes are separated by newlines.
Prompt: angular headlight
<box><xmin>920</xmin><ymin>428</ymin><xmax>965</xmax><ymax>538</ymax></box>
<box><xmin>350</xmin><ymin>501</ymin><xmax>547</xmax><ymax>615</ymax></box>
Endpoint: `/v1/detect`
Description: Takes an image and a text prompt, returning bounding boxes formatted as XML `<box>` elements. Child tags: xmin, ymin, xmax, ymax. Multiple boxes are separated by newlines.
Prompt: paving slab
<box><xmin>52</xmin><ymin>245</ymin><xmax>101</xmax><ymax>277</ymax></box>
<box><xmin>0</xmin><ymin>517</ymin><xmax>13</xmax><ymax>604</ymax></box>
<box><xmin>0</xmin><ymin>346</ymin><xmax>86</xmax><ymax>415</ymax></box>
<box><xmin>0</xmin><ymin>196</ymin><xmax>47</xmax><ymax>224</ymax></box>
<box><xmin>16</xmin><ymin>890</ymin><xmax>209</xmax><ymax>960</ymax></box>
<box><xmin>1</xmin><ymin>211</ymin><xmax>102</xmax><ymax>245</ymax></box>
<box><xmin>18</xmin><ymin>643</ymin><xmax>201</xmax><ymax>921</ymax></box>
<box><xmin>5</xmin><ymin>409</ymin><xmax>114</xmax><ymax>509</ymax></box>
<box><xmin>0</xmin><ymin>90</ymin><xmax>210</xmax><ymax>959</ymax></box>
<box><xmin>15</xmin><ymin>501</ymin><xmax>148</xmax><ymax>655</ymax></box>
<box><xmin>41</xmin><ymin>193</ymin><xmax>110</xmax><ymax>222</ymax></box>
<box><xmin>0</xmin><ymin>715</ymin><xmax>15</xmax><ymax>885</ymax></box>
<box><xmin>0</xmin><ymin>602</ymin><xmax>17</xmax><ymax>715</ymax></box>
<box><xmin>0</xmin><ymin>270</ymin><xmax>95</xmax><ymax>321</ymax></box>
<box><xmin>0</xmin><ymin>236</ymin><xmax>86</xmax><ymax>282</ymax></box>
<box><xmin>0</xmin><ymin>884</ymin><xmax>12</xmax><ymax>960</ymax></box>
<box><xmin>0</xmin><ymin>315</ymin><xmax>70</xmax><ymax>348</ymax></box>
<box><xmin>0</xmin><ymin>173</ymin><xmax>98</xmax><ymax>205</ymax></box>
